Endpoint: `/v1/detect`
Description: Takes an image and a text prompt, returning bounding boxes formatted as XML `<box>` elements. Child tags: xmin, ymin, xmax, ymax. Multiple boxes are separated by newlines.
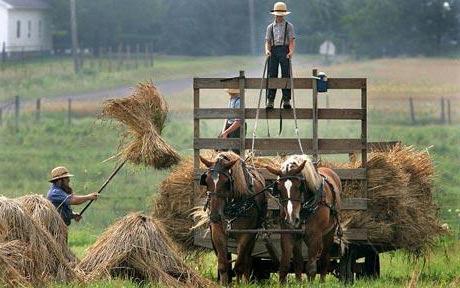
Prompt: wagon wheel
<box><xmin>358</xmin><ymin>250</ymin><xmax>380</xmax><ymax>279</ymax></box>
<box><xmin>338</xmin><ymin>246</ymin><xmax>357</xmax><ymax>284</ymax></box>
<box><xmin>251</xmin><ymin>257</ymin><xmax>272</xmax><ymax>281</ymax></box>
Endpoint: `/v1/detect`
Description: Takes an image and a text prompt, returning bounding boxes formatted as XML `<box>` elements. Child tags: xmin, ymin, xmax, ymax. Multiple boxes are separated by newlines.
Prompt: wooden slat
<box><xmin>194</xmin><ymin>108</ymin><xmax>364</xmax><ymax>120</ymax></box>
<box><xmin>239</xmin><ymin>71</ymin><xmax>246</xmax><ymax>157</ymax></box>
<box><xmin>368</xmin><ymin>141</ymin><xmax>400</xmax><ymax>151</ymax></box>
<box><xmin>194</xmin><ymin>138</ymin><xmax>364</xmax><ymax>153</ymax></box>
<box><xmin>312</xmin><ymin>69</ymin><xmax>319</xmax><ymax>162</ymax></box>
<box><xmin>194</xmin><ymin>78</ymin><xmax>367</xmax><ymax>89</ymax></box>
<box><xmin>193</xmin><ymin>228</ymin><xmax>368</xmax><ymax>254</ymax></box>
<box><xmin>195</xmin><ymin>168</ymin><xmax>366</xmax><ymax>181</ymax></box>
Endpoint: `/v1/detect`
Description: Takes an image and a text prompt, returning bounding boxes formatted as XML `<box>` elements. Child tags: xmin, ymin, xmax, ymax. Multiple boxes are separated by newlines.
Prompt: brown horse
<box><xmin>265</xmin><ymin>155</ymin><xmax>342</xmax><ymax>283</ymax></box>
<box><xmin>200</xmin><ymin>152</ymin><xmax>267</xmax><ymax>285</ymax></box>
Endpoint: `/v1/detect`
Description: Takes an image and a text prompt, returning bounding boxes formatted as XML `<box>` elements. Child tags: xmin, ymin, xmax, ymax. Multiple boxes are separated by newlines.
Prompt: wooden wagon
<box><xmin>192</xmin><ymin>69</ymin><xmax>398</xmax><ymax>282</ymax></box>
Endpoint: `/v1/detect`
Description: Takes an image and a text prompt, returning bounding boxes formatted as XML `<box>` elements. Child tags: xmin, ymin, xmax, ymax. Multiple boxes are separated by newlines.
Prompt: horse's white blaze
<box><xmin>285</xmin><ymin>180</ymin><xmax>293</xmax><ymax>221</ymax></box>
<box><xmin>212</xmin><ymin>173</ymin><xmax>219</xmax><ymax>192</ymax></box>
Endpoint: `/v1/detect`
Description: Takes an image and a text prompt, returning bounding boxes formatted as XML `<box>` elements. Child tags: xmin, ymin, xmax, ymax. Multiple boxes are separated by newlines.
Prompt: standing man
<box><xmin>220</xmin><ymin>88</ymin><xmax>243</xmax><ymax>154</ymax></box>
<box><xmin>47</xmin><ymin>166</ymin><xmax>98</xmax><ymax>226</ymax></box>
<box><xmin>265</xmin><ymin>1</ymin><xmax>296</xmax><ymax>110</ymax></box>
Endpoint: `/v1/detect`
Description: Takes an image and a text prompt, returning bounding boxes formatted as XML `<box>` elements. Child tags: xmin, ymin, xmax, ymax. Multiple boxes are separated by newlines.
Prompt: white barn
<box><xmin>0</xmin><ymin>0</ymin><xmax>52</xmax><ymax>53</ymax></box>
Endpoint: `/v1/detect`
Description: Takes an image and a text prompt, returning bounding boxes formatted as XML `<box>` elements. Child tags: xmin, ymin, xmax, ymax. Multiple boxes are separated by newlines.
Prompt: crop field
<box><xmin>0</xmin><ymin>56</ymin><xmax>458</xmax><ymax>287</ymax></box>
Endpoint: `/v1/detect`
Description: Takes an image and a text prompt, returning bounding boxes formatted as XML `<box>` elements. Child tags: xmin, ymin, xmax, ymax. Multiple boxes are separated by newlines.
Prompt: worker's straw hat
<box><xmin>270</xmin><ymin>2</ymin><xmax>291</xmax><ymax>16</ymax></box>
<box><xmin>226</xmin><ymin>88</ymin><xmax>240</xmax><ymax>95</ymax></box>
<box><xmin>49</xmin><ymin>166</ymin><xmax>74</xmax><ymax>182</ymax></box>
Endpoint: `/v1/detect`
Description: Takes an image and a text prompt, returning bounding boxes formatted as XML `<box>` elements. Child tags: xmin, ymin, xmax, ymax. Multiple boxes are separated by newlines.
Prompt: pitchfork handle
<box><xmin>79</xmin><ymin>159</ymin><xmax>128</xmax><ymax>216</ymax></box>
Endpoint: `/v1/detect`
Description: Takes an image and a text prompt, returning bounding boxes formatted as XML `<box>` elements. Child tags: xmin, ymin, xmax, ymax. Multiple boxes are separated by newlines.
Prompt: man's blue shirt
<box><xmin>47</xmin><ymin>184</ymin><xmax>73</xmax><ymax>225</ymax></box>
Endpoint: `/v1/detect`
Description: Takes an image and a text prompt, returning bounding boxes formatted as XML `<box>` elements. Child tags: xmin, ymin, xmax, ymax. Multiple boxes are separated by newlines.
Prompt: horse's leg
<box><xmin>318</xmin><ymin>232</ymin><xmax>334</xmax><ymax>282</ymax></box>
<box><xmin>211</xmin><ymin>224</ymin><xmax>230</xmax><ymax>285</ymax></box>
<box><xmin>279</xmin><ymin>233</ymin><xmax>293</xmax><ymax>285</ymax></box>
<box><xmin>305</xmin><ymin>234</ymin><xmax>322</xmax><ymax>282</ymax></box>
<box><xmin>234</xmin><ymin>233</ymin><xmax>255</xmax><ymax>285</ymax></box>
<box><xmin>293</xmin><ymin>237</ymin><xmax>303</xmax><ymax>282</ymax></box>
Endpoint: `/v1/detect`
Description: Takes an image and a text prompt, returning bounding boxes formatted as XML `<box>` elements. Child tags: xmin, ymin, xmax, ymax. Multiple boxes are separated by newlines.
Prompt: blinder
<box><xmin>200</xmin><ymin>172</ymin><xmax>207</xmax><ymax>186</ymax></box>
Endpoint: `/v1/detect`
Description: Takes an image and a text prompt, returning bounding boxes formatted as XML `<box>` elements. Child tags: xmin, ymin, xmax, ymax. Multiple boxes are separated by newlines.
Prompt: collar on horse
<box><xmin>200</xmin><ymin>156</ymin><xmax>263</xmax><ymax>226</ymax></box>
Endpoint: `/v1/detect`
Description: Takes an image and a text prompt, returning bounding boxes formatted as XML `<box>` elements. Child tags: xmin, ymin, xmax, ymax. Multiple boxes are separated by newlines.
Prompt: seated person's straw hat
<box><xmin>270</xmin><ymin>2</ymin><xmax>291</xmax><ymax>16</ymax></box>
<box><xmin>226</xmin><ymin>89</ymin><xmax>240</xmax><ymax>95</ymax></box>
<box><xmin>49</xmin><ymin>166</ymin><xmax>74</xmax><ymax>182</ymax></box>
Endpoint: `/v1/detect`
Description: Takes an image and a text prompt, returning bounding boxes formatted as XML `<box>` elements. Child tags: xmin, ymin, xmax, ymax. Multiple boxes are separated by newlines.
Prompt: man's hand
<box><xmin>73</xmin><ymin>212</ymin><xmax>82</xmax><ymax>222</ymax></box>
<box><xmin>87</xmin><ymin>192</ymin><xmax>99</xmax><ymax>201</ymax></box>
<box><xmin>265</xmin><ymin>50</ymin><xmax>271</xmax><ymax>57</ymax></box>
<box><xmin>287</xmin><ymin>51</ymin><xmax>294</xmax><ymax>59</ymax></box>
<box><xmin>221</xmin><ymin>132</ymin><xmax>228</xmax><ymax>139</ymax></box>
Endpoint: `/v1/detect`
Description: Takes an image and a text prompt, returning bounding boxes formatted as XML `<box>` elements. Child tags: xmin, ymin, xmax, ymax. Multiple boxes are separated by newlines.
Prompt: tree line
<box><xmin>49</xmin><ymin>0</ymin><xmax>459</xmax><ymax>57</ymax></box>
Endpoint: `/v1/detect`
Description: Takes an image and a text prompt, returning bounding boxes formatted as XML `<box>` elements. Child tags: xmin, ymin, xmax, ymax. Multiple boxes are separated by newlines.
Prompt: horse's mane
<box><xmin>216</xmin><ymin>151</ymin><xmax>263</xmax><ymax>198</ymax></box>
<box><xmin>282</xmin><ymin>155</ymin><xmax>322</xmax><ymax>192</ymax></box>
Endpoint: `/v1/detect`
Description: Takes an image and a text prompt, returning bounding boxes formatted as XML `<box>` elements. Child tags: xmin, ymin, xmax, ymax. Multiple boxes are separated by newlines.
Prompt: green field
<box><xmin>0</xmin><ymin>57</ymin><xmax>459</xmax><ymax>287</ymax></box>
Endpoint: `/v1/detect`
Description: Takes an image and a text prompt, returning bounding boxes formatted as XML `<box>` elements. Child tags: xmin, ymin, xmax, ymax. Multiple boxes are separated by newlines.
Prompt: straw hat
<box><xmin>270</xmin><ymin>2</ymin><xmax>291</xmax><ymax>16</ymax></box>
<box><xmin>49</xmin><ymin>166</ymin><xmax>74</xmax><ymax>182</ymax></box>
<box><xmin>226</xmin><ymin>88</ymin><xmax>240</xmax><ymax>95</ymax></box>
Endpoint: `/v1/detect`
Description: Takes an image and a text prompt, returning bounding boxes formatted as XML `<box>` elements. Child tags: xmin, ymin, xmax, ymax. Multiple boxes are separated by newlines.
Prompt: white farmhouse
<box><xmin>0</xmin><ymin>0</ymin><xmax>52</xmax><ymax>53</ymax></box>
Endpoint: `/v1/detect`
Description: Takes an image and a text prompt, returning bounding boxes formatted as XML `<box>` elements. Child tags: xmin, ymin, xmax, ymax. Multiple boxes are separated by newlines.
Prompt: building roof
<box><xmin>2</xmin><ymin>0</ymin><xmax>50</xmax><ymax>9</ymax></box>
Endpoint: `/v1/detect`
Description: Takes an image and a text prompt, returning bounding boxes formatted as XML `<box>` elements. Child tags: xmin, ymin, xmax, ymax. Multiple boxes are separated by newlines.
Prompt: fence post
<box><xmin>126</xmin><ymin>44</ymin><xmax>131</xmax><ymax>69</ymax></box>
<box><xmin>441</xmin><ymin>97</ymin><xmax>446</xmax><ymax>124</ymax></box>
<box><xmin>447</xmin><ymin>99</ymin><xmax>452</xmax><ymax>125</ymax></box>
<box><xmin>409</xmin><ymin>97</ymin><xmax>415</xmax><ymax>124</ymax></box>
<box><xmin>135</xmin><ymin>43</ymin><xmax>140</xmax><ymax>69</ymax></box>
<box><xmin>1</xmin><ymin>42</ymin><xmax>5</xmax><ymax>70</ymax></box>
<box><xmin>15</xmin><ymin>95</ymin><xmax>20</xmax><ymax>132</ymax></box>
<box><xmin>150</xmin><ymin>42</ymin><xmax>154</xmax><ymax>67</ymax></box>
<box><xmin>108</xmin><ymin>46</ymin><xmax>113</xmax><ymax>72</ymax></box>
<box><xmin>36</xmin><ymin>98</ymin><xmax>41</xmax><ymax>122</ymax></box>
<box><xmin>68</xmin><ymin>98</ymin><xmax>72</xmax><ymax>125</ymax></box>
<box><xmin>117</xmin><ymin>43</ymin><xmax>123</xmax><ymax>70</ymax></box>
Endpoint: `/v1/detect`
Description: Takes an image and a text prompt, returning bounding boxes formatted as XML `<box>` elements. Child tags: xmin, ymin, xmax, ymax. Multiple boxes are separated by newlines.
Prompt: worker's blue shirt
<box><xmin>227</xmin><ymin>96</ymin><xmax>241</xmax><ymax>125</ymax></box>
<box><xmin>47</xmin><ymin>184</ymin><xmax>73</xmax><ymax>226</ymax></box>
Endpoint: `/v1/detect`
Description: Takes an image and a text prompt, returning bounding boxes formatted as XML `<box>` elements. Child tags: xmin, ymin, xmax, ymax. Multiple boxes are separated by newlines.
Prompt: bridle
<box><xmin>200</xmin><ymin>156</ymin><xmax>235</xmax><ymax>200</ymax></box>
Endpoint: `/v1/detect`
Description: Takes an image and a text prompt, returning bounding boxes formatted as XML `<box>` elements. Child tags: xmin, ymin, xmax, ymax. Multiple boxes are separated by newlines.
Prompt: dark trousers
<box><xmin>225</xmin><ymin>122</ymin><xmax>246</xmax><ymax>155</ymax></box>
<box><xmin>267</xmin><ymin>46</ymin><xmax>291</xmax><ymax>102</ymax></box>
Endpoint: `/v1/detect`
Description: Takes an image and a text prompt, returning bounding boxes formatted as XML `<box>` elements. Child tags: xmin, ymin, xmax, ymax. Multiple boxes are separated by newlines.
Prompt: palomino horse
<box><xmin>200</xmin><ymin>152</ymin><xmax>267</xmax><ymax>285</ymax></box>
<box><xmin>265</xmin><ymin>155</ymin><xmax>342</xmax><ymax>283</ymax></box>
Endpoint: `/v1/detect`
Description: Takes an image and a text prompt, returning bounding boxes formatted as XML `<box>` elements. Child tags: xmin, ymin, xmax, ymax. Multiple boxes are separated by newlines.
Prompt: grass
<box><xmin>0</xmin><ymin>56</ymin><xmax>459</xmax><ymax>287</ymax></box>
<box><xmin>0</xmin><ymin>55</ymin><xmax>259</xmax><ymax>102</ymax></box>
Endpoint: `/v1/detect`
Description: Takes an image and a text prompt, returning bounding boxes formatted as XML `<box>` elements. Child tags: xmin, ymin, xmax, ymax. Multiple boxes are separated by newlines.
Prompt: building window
<box><xmin>28</xmin><ymin>20</ymin><xmax>31</xmax><ymax>38</ymax></box>
<box><xmin>16</xmin><ymin>20</ymin><xmax>21</xmax><ymax>38</ymax></box>
<box><xmin>38</xmin><ymin>20</ymin><xmax>42</xmax><ymax>38</ymax></box>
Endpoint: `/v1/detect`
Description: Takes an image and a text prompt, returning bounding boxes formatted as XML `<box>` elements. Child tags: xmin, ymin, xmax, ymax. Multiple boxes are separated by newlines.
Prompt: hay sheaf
<box><xmin>16</xmin><ymin>194</ymin><xmax>77</xmax><ymax>263</ymax></box>
<box><xmin>152</xmin><ymin>158</ymin><xmax>204</xmax><ymax>247</ymax></box>
<box><xmin>152</xmin><ymin>145</ymin><xmax>443</xmax><ymax>255</ymax></box>
<box><xmin>0</xmin><ymin>196</ymin><xmax>81</xmax><ymax>286</ymax></box>
<box><xmin>102</xmin><ymin>82</ymin><xmax>180</xmax><ymax>169</ymax></box>
<box><xmin>0</xmin><ymin>240</ymin><xmax>31</xmax><ymax>287</ymax></box>
<box><xmin>77</xmin><ymin>213</ymin><xmax>215</xmax><ymax>288</ymax></box>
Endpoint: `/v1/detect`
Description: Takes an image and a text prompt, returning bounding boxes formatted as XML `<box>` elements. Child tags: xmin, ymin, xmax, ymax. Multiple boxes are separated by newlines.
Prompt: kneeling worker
<box><xmin>47</xmin><ymin>166</ymin><xmax>99</xmax><ymax>226</ymax></box>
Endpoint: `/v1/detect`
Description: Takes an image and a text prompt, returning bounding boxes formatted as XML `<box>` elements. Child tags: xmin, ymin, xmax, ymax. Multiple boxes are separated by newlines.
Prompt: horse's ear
<box><xmin>223</xmin><ymin>158</ymin><xmax>238</xmax><ymax>169</ymax></box>
<box><xmin>265</xmin><ymin>165</ymin><xmax>283</xmax><ymax>177</ymax></box>
<box><xmin>200</xmin><ymin>156</ymin><xmax>214</xmax><ymax>168</ymax></box>
<box><xmin>292</xmin><ymin>160</ymin><xmax>306</xmax><ymax>175</ymax></box>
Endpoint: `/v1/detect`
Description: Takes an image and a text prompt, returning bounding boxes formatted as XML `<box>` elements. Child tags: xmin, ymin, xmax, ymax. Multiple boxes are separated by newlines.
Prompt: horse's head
<box><xmin>266</xmin><ymin>159</ymin><xmax>307</xmax><ymax>228</ymax></box>
<box><xmin>199</xmin><ymin>155</ymin><xmax>238</xmax><ymax>222</ymax></box>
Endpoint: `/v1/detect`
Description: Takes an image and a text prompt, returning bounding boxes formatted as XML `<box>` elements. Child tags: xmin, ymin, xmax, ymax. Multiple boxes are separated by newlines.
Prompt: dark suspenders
<box><xmin>270</xmin><ymin>21</ymin><xmax>289</xmax><ymax>47</ymax></box>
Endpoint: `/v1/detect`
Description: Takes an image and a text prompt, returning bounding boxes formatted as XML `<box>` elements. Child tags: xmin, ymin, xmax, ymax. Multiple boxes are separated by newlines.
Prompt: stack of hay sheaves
<box><xmin>78</xmin><ymin>213</ymin><xmax>215</xmax><ymax>287</ymax></box>
<box><xmin>0</xmin><ymin>195</ymin><xmax>81</xmax><ymax>287</ymax></box>
<box><xmin>152</xmin><ymin>145</ymin><xmax>445</xmax><ymax>256</ymax></box>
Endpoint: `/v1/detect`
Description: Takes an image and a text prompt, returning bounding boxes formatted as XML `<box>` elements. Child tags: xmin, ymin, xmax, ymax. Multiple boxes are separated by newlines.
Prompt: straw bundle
<box><xmin>102</xmin><ymin>82</ymin><xmax>180</xmax><ymax>168</ymax></box>
<box><xmin>152</xmin><ymin>158</ymin><xmax>204</xmax><ymax>247</ymax></box>
<box><xmin>78</xmin><ymin>213</ymin><xmax>215</xmax><ymax>287</ymax></box>
<box><xmin>151</xmin><ymin>145</ymin><xmax>443</xmax><ymax>255</ymax></box>
<box><xmin>0</xmin><ymin>240</ymin><xmax>31</xmax><ymax>287</ymax></box>
<box><xmin>0</xmin><ymin>196</ymin><xmax>80</xmax><ymax>285</ymax></box>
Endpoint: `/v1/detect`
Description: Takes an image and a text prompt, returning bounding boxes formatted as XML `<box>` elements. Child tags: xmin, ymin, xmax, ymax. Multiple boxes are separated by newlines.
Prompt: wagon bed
<box><xmin>191</xmin><ymin>69</ymin><xmax>398</xmax><ymax>281</ymax></box>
